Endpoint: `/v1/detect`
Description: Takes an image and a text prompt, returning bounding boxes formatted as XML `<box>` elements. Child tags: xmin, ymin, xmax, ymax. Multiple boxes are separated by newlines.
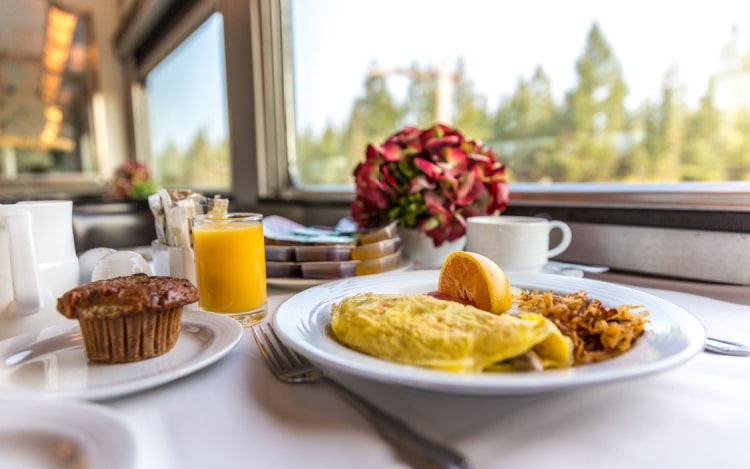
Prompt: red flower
<box><xmin>350</xmin><ymin>123</ymin><xmax>509</xmax><ymax>246</ymax></box>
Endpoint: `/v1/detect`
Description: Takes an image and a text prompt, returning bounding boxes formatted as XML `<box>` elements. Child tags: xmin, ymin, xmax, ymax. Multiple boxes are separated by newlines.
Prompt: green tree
<box><xmin>345</xmin><ymin>106</ymin><xmax>366</xmax><ymax>171</ymax></box>
<box><xmin>184</xmin><ymin>130</ymin><xmax>229</xmax><ymax>189</ymax></box>
<box><xmin>334</xmin><ymin>68</ymin><xmax>408</xmax><ymax>185</ymax></box>
<box><xmin>626</xmin><ymin>102</ymin><xmax>658</xmax><ymax>180</ymax></box>
<box><xmin>714</xmin><ymin>23</ymin><xmax>750</xmax><ymax>180</ymax></box>
<box><xmin>404</xmin><ymin>62</ymin><xmax>437</xmax><ymax>127</ymax></box>
<box><xmin>566</xmin><ymin>23</ymin><xmax>628</xmax><ymax>133</ymax></box>
<box><xmin>155</xmin><ymin>140</ymin><xmax>185</xmax><ymax>186</ymax></box>
<box><xmin>491</xmin><ymin>65</ymin><xmax>560</xmax><ymax>182</ymax></box>
<box><xmin>295</xmin><ymin>126</ymin><xmax>318</xmax><ymax>179</ymax></box>
<box><xmin>682</xmin><ymin>81</ymin><xmax>723</xmax><ymax>180</ymax></box>
<box><xmin>562</xmin><ymin>22</ymin><xmax>628</xmax><ymax>181</ymax></box>
<box><xmin>654</xmin><ymin>65</ymin><xmax>686</xmax><ymax>181</ymax></box>
<box><xmin>493</xmin><ymin>95</ymin><xmax>515</xmax><ymax>141</ymax></box>
<box><xmin>453</xmin><ymin>58</ymin><xmax>492</xmax><ymax>142</ymax></box>
<box><xmin>349</xmin><ymin>69</ymin><xmax>406</xmax><ymax>142</ymax></box>
<box><xmin>514</xmin><ymin>66</ymin><xmax>558</xmax><ymax>138</ymax></box>
<box><xmin>726</xmin><ymin>108</ymin><xmax>750</xmax><ymax>179</ymax></box>
<box><xmin>298</xmin><ymin>123</ymin><xmax>347</xmax><ymax>185</ymax></box>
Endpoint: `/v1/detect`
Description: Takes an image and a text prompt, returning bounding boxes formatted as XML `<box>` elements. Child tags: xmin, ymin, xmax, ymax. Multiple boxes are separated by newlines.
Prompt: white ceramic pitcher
<box><xmin>0</xmin><ymin>200</ymin><xmax>80</xmax><ymax>339</ymax></box>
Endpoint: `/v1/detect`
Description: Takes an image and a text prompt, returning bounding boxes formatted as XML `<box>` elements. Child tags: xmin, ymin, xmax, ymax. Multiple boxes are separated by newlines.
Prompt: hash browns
<box><xmin>515</xmin><ymin>290</ymin><xmax>649</xmax><ymax>365</ymax></box>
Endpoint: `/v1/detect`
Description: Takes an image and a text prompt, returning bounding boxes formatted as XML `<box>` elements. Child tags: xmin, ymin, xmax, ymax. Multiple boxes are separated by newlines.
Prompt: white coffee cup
<box><xmin>466</xmin><ymin>216</ymin><xmax>572</xmax><ymax>272</ymax></box>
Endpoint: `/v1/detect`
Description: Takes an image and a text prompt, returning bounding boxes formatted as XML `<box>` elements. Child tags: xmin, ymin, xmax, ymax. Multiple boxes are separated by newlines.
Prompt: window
<box><xmin>287</xmin><ymin>0</ymin><xmax>750</xmax><ymax>190</ymax></box>
<box><xmin>0</xmin><ymin>2</ymin><xmax>98</xmax><ymax>185</ymax></box>
<box><xmin>142</xmin><ymin>12</ymin><xmax>230</xmax><ymax>191</ymax></box>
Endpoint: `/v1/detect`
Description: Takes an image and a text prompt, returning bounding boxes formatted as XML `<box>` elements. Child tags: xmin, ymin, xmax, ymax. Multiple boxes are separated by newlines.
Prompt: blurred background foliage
<box><xmin>153</xmin><ymin>22</ymin><xmax>750</xmax><ymax>187</ymax></box>
<box><xmin>294</xmin><ymin>23</ymin><xmax>750</xmax><ymax>185</ymax></box>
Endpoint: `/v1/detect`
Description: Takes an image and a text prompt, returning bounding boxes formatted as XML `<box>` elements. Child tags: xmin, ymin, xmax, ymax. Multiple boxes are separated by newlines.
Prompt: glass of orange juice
<box><xmin>192</xmin><ymin>213</ymin><xmax>267</xmax><ymax>327</ymax></box>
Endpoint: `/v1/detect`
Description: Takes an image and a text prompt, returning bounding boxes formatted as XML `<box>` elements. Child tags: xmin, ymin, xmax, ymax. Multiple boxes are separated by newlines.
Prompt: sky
<box><xmin>146</xmin><ymin>13</ymin><xmax>227</xmax><ymax>156</ymax></box>
<box><xmin>292</xmin><ymin>0</ymin><xmax>750</xmax><ymax>134</ymax></box>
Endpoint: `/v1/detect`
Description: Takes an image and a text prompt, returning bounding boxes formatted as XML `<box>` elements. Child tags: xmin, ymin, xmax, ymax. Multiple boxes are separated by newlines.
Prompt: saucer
<box><xmin>0</xmin><ymin>401</ymin><xmax>136</xmax><ymax>469</ymax></box>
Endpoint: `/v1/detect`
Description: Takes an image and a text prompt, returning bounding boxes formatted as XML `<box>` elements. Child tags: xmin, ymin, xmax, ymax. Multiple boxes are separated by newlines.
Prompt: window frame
<box><xmin>252</xmin><ymin>0</ymin><xmax>750</xmax><ymax>217</ymax></box>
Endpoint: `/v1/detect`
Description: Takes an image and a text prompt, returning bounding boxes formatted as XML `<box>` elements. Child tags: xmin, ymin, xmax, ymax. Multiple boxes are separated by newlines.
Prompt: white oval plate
<box><xmin>0</xmin><ymin>310</ymin><xmax>243</xmax><ymax>401</ymax></box>
<box><xmin>0</xmin><ymin>401</ymin><xmax>135</xmax><ymax>469</ymax></box>
<box><xmin>273</xmin><ymin>270</ymin><xmax>706</xmax><ymax>396</ymax></box>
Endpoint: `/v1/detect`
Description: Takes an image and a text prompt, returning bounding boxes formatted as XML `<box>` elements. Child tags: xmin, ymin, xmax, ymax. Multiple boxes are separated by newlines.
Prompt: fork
<box><xmin>704</xmin><ymin>337</ymin><xmax>750</xmax><ymax>356</ymax></box>
<box><xmin>252</xmin><ymin>323</ymin><xmax>473</xmax><ymax>469</ymax></box>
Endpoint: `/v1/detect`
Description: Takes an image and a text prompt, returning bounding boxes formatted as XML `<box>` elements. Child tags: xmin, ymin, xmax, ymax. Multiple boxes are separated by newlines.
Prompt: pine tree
<box><xmin>682</xmin><ymin>81</ymin><xmax>721</xmax><ymax>180</ymax></box>
<box><xmin>155</xmin><ymin>140</ymin><xmax>184</xmax><ymax>186</ymax></box>
<box><xmin>404</xmin><ymin>61</ymin><xmax>437</xmax><ymax>127</ymax></box>
<box><xmin>563</xmin><ymin>22</ymin><xmax>628</xmax><ymax>181</ymax></box>
<box><xmin>351</xmin><ymin>71</ymin><xmax>406</xmax><ymax>143</ymax></box>
<box><xmin>453</xmin><ymin>58</ymin><xmax>492</xmax><ymax>141</ymax></box>
<box><xmin>295</xmin><ymin>124</ymin><xmax>350</xmax><ymax>185</ymax></box>
<box><xmin>726</xmin><ymin>107</ymin><xmax>750</xmax><ymax>180</ymax></box>
<box><xmin>492</xmin><ymin>65</ymin><xmax>560</xmax><ymax>182</ymax></box>
<box><xmin>654</xmin><ymin>64</ymin><xmax>686</xmax><ymax>181</ymax></box>
<box><xmin>187</xmin><ymin>129</ymin><xmax>227</xmax><ymax>188</ymax></box>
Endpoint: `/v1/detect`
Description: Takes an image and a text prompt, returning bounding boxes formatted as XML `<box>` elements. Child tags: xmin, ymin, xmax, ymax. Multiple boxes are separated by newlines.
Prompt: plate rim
<box><xmin>272</xmin><ymin>270</ymin><xmax>707</xmax><ymax>395</ymax></box>
<box><xmin>267</xmin><ymin>261</ymin><xmax>414</xmax><ymax>289</ymax></box>
<box><xmin>0</xmin><ymin>400</ymin><xmax>136</xmax><ymax>469</ymax></box>
<box><xmin>267</xmin><ymin>277</ymin><xmax>330</xmax><ymax>288</ymax></box>
<box><xmin>0</xmin><ymin>310</ymin><xmax>243</xmax><ymax>401</ymax></box>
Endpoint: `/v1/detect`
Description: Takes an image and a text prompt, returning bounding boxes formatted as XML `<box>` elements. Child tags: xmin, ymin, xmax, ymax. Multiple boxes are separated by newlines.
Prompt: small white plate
<box><xmin>267</xmin><ymin>261</ymin><xmax>414</xmax><ymax>290</ymax></box>
<box><xmin>273</xmin><ymin>270</ymin><xmax>706</xmax><ymax>396</ymax></box>
<box><xmin>0</xmin><ymin>310</ymin><xmax>243</xmax><ymax>401</ymax></box>
<box><xmin>0</xmin><ymin>401</ymin><xmax>135</xmax><ymax>469</ymax></box>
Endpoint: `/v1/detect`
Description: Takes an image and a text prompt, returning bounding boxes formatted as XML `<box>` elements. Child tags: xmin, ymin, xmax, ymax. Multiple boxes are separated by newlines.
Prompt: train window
<box><xmin>286</xmin><ymin>0</ymin><xmax>750</xmax><ymax>191</ymax></box>
<box><xmin>0</xmin><ymin>2</ymin><xmax>97</xmax><ymax>183</ymax></box>
<box><xmin>142</xmin><ymin>12</ymin><xmax>230</xmax><ymax>191</ymax></box>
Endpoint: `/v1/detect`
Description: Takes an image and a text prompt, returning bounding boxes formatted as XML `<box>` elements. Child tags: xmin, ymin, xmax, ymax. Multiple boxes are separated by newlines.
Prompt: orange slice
<box><xmin>437</xmin><ymin>251</ymin><xmax>513</xmax><ymax>314</ymax></box>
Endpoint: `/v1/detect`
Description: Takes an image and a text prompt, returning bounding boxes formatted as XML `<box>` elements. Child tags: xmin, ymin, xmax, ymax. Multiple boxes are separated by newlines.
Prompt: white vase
<box><xmin>399</xmin><ymin>228</ymin><xmax>467</xmax><ymax>268</ymax></box>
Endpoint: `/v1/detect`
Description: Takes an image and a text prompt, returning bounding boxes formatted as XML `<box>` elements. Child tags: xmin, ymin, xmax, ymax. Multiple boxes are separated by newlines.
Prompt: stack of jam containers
<box><xmin>264</xmin><ymin>219</ymin><xmax>404</xmax><ymax>280</ymax></box>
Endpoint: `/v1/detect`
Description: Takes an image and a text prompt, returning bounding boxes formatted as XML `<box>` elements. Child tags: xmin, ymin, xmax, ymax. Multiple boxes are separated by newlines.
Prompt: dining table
<box><xmin>3</xmin><ymin>266</ymin><xmax>750</xmax><ymax>469</ymax></box>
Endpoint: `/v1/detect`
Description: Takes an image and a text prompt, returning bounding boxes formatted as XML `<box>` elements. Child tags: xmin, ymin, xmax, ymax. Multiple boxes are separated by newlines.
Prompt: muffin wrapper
<box><xmin>78</xmin><ymin>307</ymin><xmax>183</xmax><ymax>363</ymax></box>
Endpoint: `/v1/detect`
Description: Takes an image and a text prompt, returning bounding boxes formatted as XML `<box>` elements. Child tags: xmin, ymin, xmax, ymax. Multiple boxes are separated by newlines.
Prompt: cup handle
<box><xmin>547</xmin><ymin>221</ymin><xmax>572</xmax><ymax>259</ymax></box>
<box><xmin>5</xmin><ymin>213</ymin><xmax>43</xmax><ymax>315</ymax></box>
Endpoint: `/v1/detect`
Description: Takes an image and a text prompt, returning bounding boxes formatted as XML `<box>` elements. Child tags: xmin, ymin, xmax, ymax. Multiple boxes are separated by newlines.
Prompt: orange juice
<box><xmin>192</xmin><ymin>214</ymin><xmax>266</xmax><ymax>323</ymax></box>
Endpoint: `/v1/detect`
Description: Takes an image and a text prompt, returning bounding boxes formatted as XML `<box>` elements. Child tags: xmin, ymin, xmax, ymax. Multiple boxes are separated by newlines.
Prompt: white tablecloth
<box><xmin>103</xmin><ymin>280</ymin><xmax>750</xmax><ymax>469</ymax></box>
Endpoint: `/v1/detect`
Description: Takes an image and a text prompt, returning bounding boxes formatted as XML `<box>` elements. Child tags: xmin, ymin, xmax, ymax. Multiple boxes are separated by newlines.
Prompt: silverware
<box><xmin>252</xmin><ymin>323</ymin><xmax>473</xmax><ymax>469</ymax></box>
<box><xmin>544</xmin><ymin>261</ymin><xmax>610</xmax><ymax>274</ymax></box>
<box><xmin>540</xmin><ymin>264</ymin><xmax>748</xmax><ymax>357</ymax></box>
<box><xmin>705</xmin><ymin>337</ymin><xmax>750</xmax><ymax>356</ymax></box>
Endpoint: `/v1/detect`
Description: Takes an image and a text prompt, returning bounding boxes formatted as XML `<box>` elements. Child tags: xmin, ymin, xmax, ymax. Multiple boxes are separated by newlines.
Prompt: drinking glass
<box><xmin>192</xmin><ymin>213</ymin><xmax>267</xmax><ymax>326</ymax></box>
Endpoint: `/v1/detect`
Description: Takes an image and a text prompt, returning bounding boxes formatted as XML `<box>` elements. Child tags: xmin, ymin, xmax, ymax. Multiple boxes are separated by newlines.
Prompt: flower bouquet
<box><xmin>351</xmin><ymin>123</ymin><xmax>509</xmax><ymax>247</ymax></box>
<box><xmin>110</xmin><ymin>160</ymin><xmax>158</xmax><ymax>200</ymax></box>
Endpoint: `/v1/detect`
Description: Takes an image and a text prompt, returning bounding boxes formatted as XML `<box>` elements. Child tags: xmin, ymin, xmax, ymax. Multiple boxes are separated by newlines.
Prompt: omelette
<box><xmin>330</xmin><ymin>293</ymin><xmax>573</xmax><ymax>373</ymax></box>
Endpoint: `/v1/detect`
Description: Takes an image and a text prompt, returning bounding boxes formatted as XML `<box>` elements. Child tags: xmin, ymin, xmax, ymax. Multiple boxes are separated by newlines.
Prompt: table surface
<box><xmin>9</xmin><ymin>271</ymin><xmax>750</xmax><ymax>469</ymax></box>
